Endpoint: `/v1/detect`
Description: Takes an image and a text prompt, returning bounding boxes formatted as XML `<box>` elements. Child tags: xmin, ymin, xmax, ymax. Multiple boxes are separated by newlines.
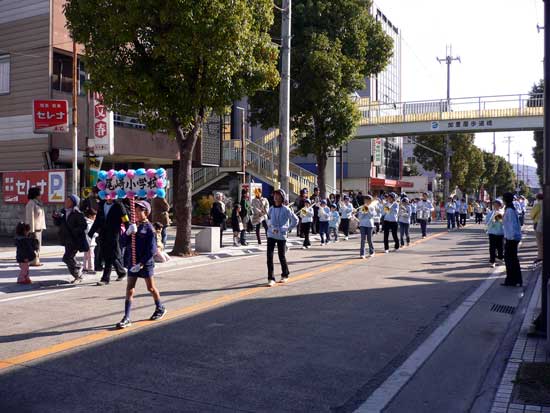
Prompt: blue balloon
<box><xmin>137</xmin><ymin>189</ymin><xmax>147</xmax><ymax>198</ymax></box>
<box><xmin>116</xmin><ymin>189</ymin><xmax>127</xmax><ymax>199</ymax></box>
<box><xmin>136</xmin><ymin>168</ymin><xmax>146</xmax><ymax>176</ymax></box>
<box><xmin>156</xmin><ymin>168</ymin><xmax>166</xmax><ymax>178</ymax></box>
<box><xmin>98</xmin><ymin>170</ymin><xmax>108</xmax><ymax>180</ymax></box>
<box><xmin>98</xmin><ymin>190</ymin><xmax>107</xmax><ymax>200</ymax></box>
<box><xmin>156</xmin><ymin>188</ymin><xmax>166</xmax><ymax>198</ymax></box>
<box><xmin>116</xmin><ymin>170</ymin><xmax>127</xmax><ymax>180</ymax></box>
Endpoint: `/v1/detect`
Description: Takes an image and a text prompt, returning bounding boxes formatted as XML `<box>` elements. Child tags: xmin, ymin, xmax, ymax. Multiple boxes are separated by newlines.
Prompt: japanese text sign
<box><xmin>91</xmin><ymin>93</ymin><xmax>114</xmax><ymax>155</ymax></box>
<box><xmin>2</xmin><ymin>170</ymin><xmax>66</xmax><ymax>204</ymax></box>
<box><xmin>96</xmin><ymin>168</ymin><xmax>167</xmax><ymax>200</ymax></box>
<box><xmin>33</xmin><ymin>100</ymin><xmax>69</xmax><ymax>133</ymax></box>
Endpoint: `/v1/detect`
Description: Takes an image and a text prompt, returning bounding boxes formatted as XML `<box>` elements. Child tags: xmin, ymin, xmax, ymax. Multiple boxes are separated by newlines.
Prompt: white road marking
<box><xmin>0</xmin><ymin>286</ymin><xmax>81</xmax><ymax>303</ymax></box>
<box><xmin>355</xmin><ymin>268</ymin><xmax>502</xmax><ymax>413</ymax></box>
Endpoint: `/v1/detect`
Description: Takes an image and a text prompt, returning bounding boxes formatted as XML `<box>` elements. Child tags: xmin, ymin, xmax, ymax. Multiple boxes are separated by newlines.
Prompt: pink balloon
<box><xmin>126</xmin><ymin>191</ymin><xmax>136</xmax><ymax>199</ymax></box>
<box><xmin>147</xmin><ymin>190</ymin><xmax>157</xmax><ymax>199</ymax></box>
<box><xmin>107</xmin><ymin>169</ymin><xmax>115</xmax><ymax>178</ymax></box>
<box><xmin>156</xmin><ymin>179</ymin><xmax>165</xmax><ymax>188</ymax></box>
<box><xmin>126</xmin><ymin>169</ymin><xmax>135</xmax><ymax>179</ymax></box>
<box><xmin>97</xmin><ymin>181</ymin><xmax>106</xmax><ymax>190</ymax></box>
<box><xmin>105</xmin><ymin>193</ymin><xmax>114</xmax><ymax>200</ymax></box>
<box><xmin>146</xmin><ymin>169</ymin><xmax>157</xmax><ymax>179</ymax></box>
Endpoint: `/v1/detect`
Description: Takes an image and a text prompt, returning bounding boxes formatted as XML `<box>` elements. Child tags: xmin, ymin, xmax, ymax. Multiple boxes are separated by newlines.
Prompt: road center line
<box><xmin>355</xmin><ymin>268</ymin><xmax>502</xmax><ymax>413</ymax></box>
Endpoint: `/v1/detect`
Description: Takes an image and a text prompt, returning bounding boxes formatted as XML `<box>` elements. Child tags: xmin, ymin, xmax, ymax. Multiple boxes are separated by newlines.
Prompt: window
<box><xmin>0</xmin><ymin>55</ymin><xmax>10</xmax><ymax>94</ymax></box>
<box><xmin>51</xmin><ymin>52</ymin><xmax>86</xmax><ymax>95</ymax></box>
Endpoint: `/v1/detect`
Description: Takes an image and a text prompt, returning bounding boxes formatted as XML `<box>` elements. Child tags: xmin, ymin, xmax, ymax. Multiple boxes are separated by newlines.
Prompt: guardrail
<box><xmin>358</xmin><ymin>93</ymin><xmax>544</xmax><ymax>126</ymax></box>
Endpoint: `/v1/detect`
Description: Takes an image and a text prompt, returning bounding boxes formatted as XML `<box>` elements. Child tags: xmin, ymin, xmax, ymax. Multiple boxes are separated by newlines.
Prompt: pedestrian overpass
<box><xmin>355</xmin><ymin>94</ymin><xmax>543</xmax><ymax>138</ymax></box>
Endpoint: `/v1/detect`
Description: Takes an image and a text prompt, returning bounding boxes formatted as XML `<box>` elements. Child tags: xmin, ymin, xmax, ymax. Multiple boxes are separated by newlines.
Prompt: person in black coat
<box><xmin>53</xmin><ymin>194</ymin><xmax>88</xmax><ymax>283</ymax></box>
<box><xmin>88</xmin><ymin>198</ymin><xmax>130</xmax><ymax>285</ymax></box>
<box><xmin>210</xmin><ymin>192</ymin><xmax>227</xmax><ymax>248</ymax></box>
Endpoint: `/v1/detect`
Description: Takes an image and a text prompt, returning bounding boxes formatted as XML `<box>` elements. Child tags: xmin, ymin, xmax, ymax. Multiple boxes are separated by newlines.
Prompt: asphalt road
<box><xmin>0</xmin><ymin>221</ymin><xmax>538</xmax><ymax>412</ymax></box>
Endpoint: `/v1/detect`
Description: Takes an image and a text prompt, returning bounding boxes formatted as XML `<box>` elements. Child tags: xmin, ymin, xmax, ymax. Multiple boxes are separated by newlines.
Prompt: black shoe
<box><xmin>116</xmin><ymin>273</ymin><xmax>127</xmax><ymax>282</ymax></box>
<box><xmin>96</xmin><ymin>280</ymin><xmax>110</xmax><ymax>286</ymax></box>
<box><xmin>150</xmin><ymin>307</ymin><xmax>167</xmax><ymax>321</ymax></box>
<box><xmin>116</xmin><ymin>317</ymin><xmax>131</xmax><ymax>329</ymax></box>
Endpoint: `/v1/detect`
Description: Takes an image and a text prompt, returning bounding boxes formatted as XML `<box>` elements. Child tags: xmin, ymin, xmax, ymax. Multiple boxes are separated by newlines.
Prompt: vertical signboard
<box><xmin>373</xmin><ymin>138</ymin><xmax>383</xmax><ymax>167</ymax></box>
<box><xmin>91</xmin><ymin>93</ymin><xmax>114</xmax><ymax>155</ymax></box>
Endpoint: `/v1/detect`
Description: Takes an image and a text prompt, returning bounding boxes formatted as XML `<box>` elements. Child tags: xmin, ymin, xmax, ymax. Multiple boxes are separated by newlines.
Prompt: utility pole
<box><xmin>437</xmin><ymin>45</ymin><xmax>460</xmax><ymax>201</ymax></box>
<box><xmin>278</xmin><ymin>0</ymin><xmax>291</xmax><ymax>194</ymax></box>
<box><xmin>492</xmin><ymin>132</ymin><xmax>497</xmax><ymax>200</ymax></box>
<box><xmin>515</xmin><ymin>151</ymin><xmax>522</xmax><ymax>190</ymax></box>
<box><xmin>72</xmin><ymin>41</ymin><xmax>78</xmax><ymax>196</ymax></box>
<box><xmin>504</xmin><ymin>136</ymin><xmax>514</xmax><ymax>164</ymax></box>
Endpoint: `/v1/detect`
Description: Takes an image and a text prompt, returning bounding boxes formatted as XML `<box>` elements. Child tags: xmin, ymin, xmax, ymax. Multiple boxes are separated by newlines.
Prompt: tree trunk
<box><xmin>316</xmin><ymin>152</ymin><xmax>328</xmax><ymax>199</ymax></box>
<box><xmin>170</xmin><ymin>116</ymin><xmax>202</xmax><ymax>256</ymax></box>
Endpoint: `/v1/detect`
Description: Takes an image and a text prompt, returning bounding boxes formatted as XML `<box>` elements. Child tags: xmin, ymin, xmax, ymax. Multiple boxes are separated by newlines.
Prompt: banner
<box><xmin>91</xmin><ymin>93</ymin><xmax>114</xmax><ymax>156</ymax></box>
<box><xmin>33</xmin><ymin>100</ymin><xmax>69</xmax><ymax>133</ymax></box>
<box><xmin>373</xmin><ymin>138</ymin><xmax>382</xmax><ymax>167</ymax></box>
<box><xmin>88</xmin><ymin>156</ymin><xmax>103</xmax><ymax>187</ymax></box>
<box><xmin>96</xmin><ymin>168</ymin><xmax>167</xmax><ymax>200</ymax></box>
<box><xmin>2</xmin><ymin>170</ymin><xmax>66</xmax><ymax>204</ymax></box>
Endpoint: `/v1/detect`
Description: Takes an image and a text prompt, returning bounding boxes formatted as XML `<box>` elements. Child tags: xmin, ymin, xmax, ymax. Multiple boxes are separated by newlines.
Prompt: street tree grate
<box><xmin>490</xmin><ymin>304</ymin><xmax>516</xmax><ymax>315</ymax></box>
<box><xmin>513</xmin><ymin>362</ymin><xmax>550</xmax><ymax>406</ymax></box>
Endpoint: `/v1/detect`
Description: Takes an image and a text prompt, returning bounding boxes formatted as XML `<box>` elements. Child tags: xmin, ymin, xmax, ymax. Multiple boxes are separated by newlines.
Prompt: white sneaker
<box><xmin>320</xmin><ymin>242</ymin><xmax>325</xmax><ymax>246</ymax></box>
<box><xmin>345</xmin><ymin>236</ymin><xmax>349</xmax><ymax>241</ymax></box>
<box><xmin>370</xmin><ymin>251</ymin><xmax>376</xmax><ymax>257</ymax></box>
<box><xmin>491</xmin><ymin>263</ymin><xmax>496</xmax><ymax>268</ymax></box>
<box><xmin>267</xmin><ymin>280</ymin><xmax>276</xmax><ymax>287</ymax></box>
<box><xmin>302</xmin><ymin>246</ymin><xmax>307</xmax><ymax>249</ymax></box>
<box><xmin>306</xmin><ymin>246</ymin><xmax>310</xmax><ymax>249</ymax></box>
<box><xmin>385</xmin><ymin>250</ymin><xmax>389</xmax><ymax>254</ymax></box>
<box><xmin>279</xmin><ymin>277</ymin><xmax>289</xmax><ymax>283</ymax></box>
<box><xmin>360</xmin><ymin>255</ymin><xmax>366</xmax><ymax>259</ymax></box>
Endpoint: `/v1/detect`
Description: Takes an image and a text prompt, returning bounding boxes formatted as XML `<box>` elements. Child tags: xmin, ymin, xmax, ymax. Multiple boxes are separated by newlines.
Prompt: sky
<box><xmin>374</xmin><ymin>0</ymin><xmax>544</xmax><ymax>167</ymax></box>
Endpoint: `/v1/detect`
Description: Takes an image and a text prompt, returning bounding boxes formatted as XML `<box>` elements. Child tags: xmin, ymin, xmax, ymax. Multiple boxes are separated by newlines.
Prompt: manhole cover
<box><xmin>490</xmin><ymin>304</ymin><xmax>516</xmax><ymax>314</ymax></box>
<box><xmin>513</xmin><ymin>362</ymin><xmax>550</xmax><ymax>406</ymax></box>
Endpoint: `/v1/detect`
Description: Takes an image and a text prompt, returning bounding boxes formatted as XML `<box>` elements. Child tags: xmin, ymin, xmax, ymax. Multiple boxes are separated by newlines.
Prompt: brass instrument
<box><xmin>494</xmin><ymin>213</ymin><xmax>503</xmax><ymax>222</ymax></box>
<box><xmin>300</xmin><ymin>207</ymin><xmax>309</xmax><ymax>217</ymax></box>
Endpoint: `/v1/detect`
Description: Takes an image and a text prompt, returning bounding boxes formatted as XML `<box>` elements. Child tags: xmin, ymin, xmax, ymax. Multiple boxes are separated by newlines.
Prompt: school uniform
<box><xmin>383</xmin><ymin>202</ymin><xmax>399</xmax><ymax>251</ymax></box>
<box><xmin>340</xmin><ymin>203</ymin><xmax>353</xmax><ymax>237</ymax></box>
<box><xmin>318</xmin><ymin>205</ymin><xmax>331</xmax><ymax>244</ymax></box>
<box><xmin>410</xmin><ymin>202</ymin><xmax>417</xmax><ymax>225</ymax></box>
<box><xmin>299</xmin><ymin>206</ymin><xmax>314</xmax><ymax>247</ymax></box>
<box><xmin>329</xmin><ymin>210</ymin><xmax>341</xmax><ymax>242</ymax></box>
<box><xmin>518</xmin><ymin>200</ymin><xmax>527</xmax><ymax>226</ymax></box>
<box><xmin>416</xmin><ymin>200</ymin><xmax>433</xmax><ymax>237</ymax></box>
<box><xmin>459</xmin><ymin>202</ymin><xmax>468</xmax><ymax>226</ymax></box>
<box><xmin>474</xmin><ymin>203</ymin><xmax>484</xmax><ymax>224</ymax></box>
<box><xmin>373</xmin><ymin>202</ymin><xmax>383</xmax><ymax>234</ymax></box>
<box><xmin>398</xmin><ymin>204</ymin><xmax>412</xmax><ymax>246</ymax></box>
<box><xmin>357</xmin><ymin>205</ymin><xmax>375</xmax><ymax>256</ymax></box>
<box><xmin>266</xmin><ymin>204</ymin><xmax>298</xmax><ymax>282</ymax></box>
<box><xmin>486</xmin><ymin>209</ymin><xmax>504</xmax><ymax>264</ymax></box>
<box><xmin>502</xmin><ymin>207</ymin><xmax>522</xmax><ymax>286</ymax></box>
<box><xmin>122</xmin><ymin>220</ymin><xmax>157</xmax><ymax>278</ymax></box>
<box><xmin>445</xmin><ymin>202</ymin><xmax>457</xmax><ymax>229</ymax></box>
<box><xmin>454</xmin><ymin>200</ymin><xmax>462</xmax><ymax>227</ymax></box>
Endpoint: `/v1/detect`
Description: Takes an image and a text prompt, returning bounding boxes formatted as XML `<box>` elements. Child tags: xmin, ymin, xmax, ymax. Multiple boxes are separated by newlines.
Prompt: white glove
<box><xmin>130</xmin><ymin>263</ymin><xmax>142</xmax><ymax>273</ymax></box>
<box><xmin>126</xmin><ymin>223</ymin><xmax>137</xmax><ymax>235</ymax></box>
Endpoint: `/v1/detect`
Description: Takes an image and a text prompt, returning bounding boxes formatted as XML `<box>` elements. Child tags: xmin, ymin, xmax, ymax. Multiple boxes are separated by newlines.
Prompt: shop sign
<box><xmin>373</xmin><ymin>138</ymin><xmax>383</xmax><ymax>166</ymax></box>
<box><xmin>91</xmin><ymin>93</ymin><xmax>114</xmax><ymax>155</ymax></box>
<box><xmin>2</xmin><ymin>170</ymin><xmax>66</xmax><ymax>204</ymax></box>
<box><xmin>33</xmin><ymin>100</ymin><xmax>69</xmax><ymax>133</ymax></box>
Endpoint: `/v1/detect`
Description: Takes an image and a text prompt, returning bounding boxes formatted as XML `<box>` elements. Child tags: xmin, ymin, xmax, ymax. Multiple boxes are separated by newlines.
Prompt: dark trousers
<box><xmin>359</xmin><ymin>226</ymin><xmax>374</xmax><ymax>256</ymax></box>
<box><xmin>255</xmin><ymin>221</ymin><xmax>268</xmax><ymax>244</ymax></box>
<box><xmin>460</xmin><ymin>213</ymin><xmax>467</xmax><ymax>226</ymax></box>
<box><xmin>519</xmin><ymin>213</ymin><xmax>525</xmax><ymax>226</ymax></box>
<box><xmin>411</xmin><ymin>213</ymin><xmax>417</xmax><ymax>225</ymax></box>
<box><xmin>101</xmin><ymin>243</ymin><xmax>126</xmax><ymax>282</ymax></box>
<box><xmin>267</xmin><ymin>237</ymin><xmax>289</xmax><ymax>281</ymax></box>
<box><xmin>374</xmin><ymin>222</ymin><xmax>381</xmax><ymax>234</ymax></box>
<box><xmin>504</xmin><ymin>239</ymin><xmax>522</xmax><ymax>286</ymax></box>
<box><xmin>319</xmin><ymin>221</ymin><xmax>330</xmax><ymax>243</ymax></box>
<box><xmin>475</xmin><ymin>213</ymin><xmax>483</xmax><ymax>224</ymax></box>
<box><xmin>399</xmin><ymin>222</ymin><xmax>410</xmax><ymax>246</ymax></box>
<box><xmin>383</xmin><ymin>221</ymin><xmax>399</xmax><ymax>251</ymax></box>
<box><xmin>455</xmin><ymin>212</ymin><xmax>461</xmax><ymax>227</ymax></box>
<box><xmin>94</xmin><ymin>243</ymin><xmax>103</xmax><ymax>271</ymax></box>
<box><xmin>418</xmin><ymin>219</ymin><xmax>428</xmax><ymax>237</ymax></box>
<box><xmin>301</xmin><ymin>222</ymin><xmax>311</xmax><ymax>247</ymax></box>
<box><xmin>488</xmin><ymin>234</ymin><xmax>504</xmax><ymax>263</ymax></box>
<box><xmin>62</xmin><ymin>245</ymin><xmax>81</xmax><ymax>278</ymax></box>
<box><xmin>161</xmin><ymin>225</ymin><xmax>168</xmax><ymax>248</ymax></box>
<box><xmin>447</xmin><ymin>213</ymin><xmax>456</xmax><ymax>229</ymax></box>
<box><xmin>341</xmin><ymin>218</ymin><xmax>350</xmax><ymax>236</ymax></box>
<box><xmin>312</xmin><ymin>208</ymin><xmax>319</xmax><ymax>234</ymax></box>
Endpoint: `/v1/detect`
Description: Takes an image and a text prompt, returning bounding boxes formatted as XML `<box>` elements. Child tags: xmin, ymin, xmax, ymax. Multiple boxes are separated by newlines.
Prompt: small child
<box><xmin>398</xmin><ymin>197</ymin><xmax>411</xmax><ymax>246</ymax></box>
<box><xmin>299</xmin><ymin>199</ymin><xmax>314</xmax><ymax>249</ymax></box>
<box><xmin>153</xmin><ymin>222</ymin><xmax>171</xmax><ymax>263</ymax></box>
<box><xmin>357</xmin><ymin>195</ymin><xmax>375</xmax><ymax>258</ymax></box>
<box><xmin>329</xmin><ymin>204</ymin><xmax>341</xmax><ymax>242</ymax></box>
<box><xmin>231</xmin><ymin>204</ymin><xmax>244</xmax><ymax>247</ymax></box>
<box><xmin>14</xmin><ymin>222</ymin><xmax>38</xmax><ymax>284</ymax></box>
<box><xmin>318</xmin><ymin>199</ymin><xmax>330</xmax><ymax>245</ymax></box>
<box><xmin>83</xmin><ymin>209</ymin><xmax>97</xmax><ymax>274</ymax></box>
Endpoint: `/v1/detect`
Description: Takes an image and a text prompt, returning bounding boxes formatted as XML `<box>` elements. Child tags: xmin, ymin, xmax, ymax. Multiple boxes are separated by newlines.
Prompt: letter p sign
<box><xmin>48</xmin><ymin>171</ymin><xmax>66</xmax><ymax>203</ymax></box>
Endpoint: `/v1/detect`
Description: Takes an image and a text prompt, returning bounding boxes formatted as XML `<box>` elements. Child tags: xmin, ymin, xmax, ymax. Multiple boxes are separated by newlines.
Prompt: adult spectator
<box><xmin>239</xmin><ymin>189</ymin><xmax>252</xmax><ymax>246</ymax></box>
<box><xmin>531</xmin><ymin>192</ymin><xmax>543</xmax><ymax>263</ymax></box>
<box><xmin>151</xmin><ymin>196</ymin><xmax>171</xmax><ymax>249</ymax></box>
<box><xmin>25</xmin><ymin>187</ymin><xmax>46</xmax><ymax>266</ymax></box>
<box><xmin>502</xmin><ymin>192</ymin><xmax>523</xmax><ymax>287</ymax></box>
<box><xmin>251</xmin><ymin>188</ymin><xmax>269</xmax><ymax>245</ymax></box>
<box><xmin>210</xmin><ymin>192</ymin><xmax>227</xmax><ymax>248</ymax></box>
<box><xmin>311</xmin><ymin>187</ymin><xmax>320</xmax><ymax>234</ymax></box>
<box><xmin>89</xmin><ymin>198</ymin><xmax>130</xmax><ymax>285</ymax></box>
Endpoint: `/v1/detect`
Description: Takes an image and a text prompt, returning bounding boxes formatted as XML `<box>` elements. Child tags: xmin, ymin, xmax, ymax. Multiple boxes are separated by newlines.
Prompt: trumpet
<box><xmin>300</xmin><ymin>207</ymin><xmax>309</xmax><ymax>217</ymax></box>
<box><xmin>494</xmin><ymin>213</ymin><xmax>503</xmax><ymax>222</ymax></box>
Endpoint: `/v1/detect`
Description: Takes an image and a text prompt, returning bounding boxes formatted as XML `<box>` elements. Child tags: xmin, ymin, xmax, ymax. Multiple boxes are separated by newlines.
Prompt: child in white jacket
<box><xmin>318</xmin><ymin>199</ymin><xmax>330</xmax><ymax>245</ymax></box>
<box><xmin>329</xmin><ymin>204</ymin><xmax>341</xmax><ymax>242</ymax></box>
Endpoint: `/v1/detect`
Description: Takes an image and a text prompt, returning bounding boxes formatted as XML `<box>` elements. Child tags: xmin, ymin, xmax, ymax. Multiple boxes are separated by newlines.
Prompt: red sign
<box><xmin>33</xmin><ymin>100</ymin><xmax>69</xmax><ymax>133</ymax></box>
<box><xmin>91</xmin><ymin>93</ymin><xmax>113</xmax><ymax>155</ymax></box>
<box><xmin>2</xmin><ymin>170</ymin><xmax>66</xmax><ymax>204</ymax></box>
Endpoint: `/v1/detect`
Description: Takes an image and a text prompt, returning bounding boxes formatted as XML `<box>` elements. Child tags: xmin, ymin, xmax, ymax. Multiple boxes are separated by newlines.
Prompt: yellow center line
<box><xmin>0</xmin><ymin>228</ymin><xmax>448</xmax><ymax>372</ymax></box>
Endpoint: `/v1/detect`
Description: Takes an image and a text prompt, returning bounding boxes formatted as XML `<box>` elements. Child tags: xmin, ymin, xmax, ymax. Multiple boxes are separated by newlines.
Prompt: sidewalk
<box><xmin>490</xmin><ymin>266</ymin><xmax>550</xmax><ymax>413</ymax></box>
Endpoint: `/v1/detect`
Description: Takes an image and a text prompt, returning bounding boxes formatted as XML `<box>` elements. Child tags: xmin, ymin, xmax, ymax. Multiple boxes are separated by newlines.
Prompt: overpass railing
<box><xmin>358</xmin><ymin>94</ymin><xmax>544</xmax><ymax>126</ymax></box>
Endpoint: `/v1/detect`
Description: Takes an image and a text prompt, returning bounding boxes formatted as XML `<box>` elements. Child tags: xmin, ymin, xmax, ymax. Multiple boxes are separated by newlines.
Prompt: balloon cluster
<box><xmin>96</xmin><ymin>168</ymin><xmax>167</xmax><ymax>200</ymax></box>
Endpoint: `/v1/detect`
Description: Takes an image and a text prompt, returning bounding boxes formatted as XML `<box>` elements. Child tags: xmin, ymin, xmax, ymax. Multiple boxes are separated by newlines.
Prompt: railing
<box><xmin>358</xmin><ymin>93</ymin><xmax>544</xmax><ymax>126</ymax></box>
<box><xmin>192</xmin><ymin>167</ymin><xmax>221</xmax><ymax>191</ymax></box>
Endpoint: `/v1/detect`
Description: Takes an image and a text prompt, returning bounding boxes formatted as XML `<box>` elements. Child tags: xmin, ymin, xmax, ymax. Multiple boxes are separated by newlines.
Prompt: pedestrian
<box><xmin>383</xmin><ymin>192</ymin><xmax>400</xmax><ymax>253</ymax></box>
<box><xmin>151</xmin><ymin>196</ymin><xmax>171</xmax><ymax>249</ymax></box>
<box><xmin>266</xmin><ymin>189</ymin><xmax>298</xmax><ymax>287</ymax></box>
<box><xmin>416</xmin><ymin>193</ymin><xmax>434</xmax><ymax>238</ymax></box>
<box><xmin>398</xmin><ymin>197</ymin><xmax>411</xmax><ymax>247</ymax></box>
<box><xmin>239</xmin><ymin>189</ymin><xmax>251</xmax><ymax>246</ymax></box>
<box><xmin>153</xmin><ymin>222</ymin><xmax>171</xmax><ymax>263</ymax></box>
<box><xmin>210</xmin><ymin>192</ymin><xmax>227</xmax><ymax>248</ymax></box>
<box><xmin>474</xmin><ymin>200</ymin><xmax>484</xmax><ymax>224</ymax></box>
<box><xmin>116</xmin><ymin>200</ymin><xmax>166</xmax><ymax>329</ymax></box>
<box><xmin>294</xmin><ymin>188</ymin><xmax>309</xmax><ymax>238</ymax></box>
<box><xmin>340</xmin><ymin>195</ymin><xmax>353</xmax><ymax>240</ymax></box>
<box><xmin>251</xmin><ymin>187</ymin><xmax>269</xmax><ymax>245</ymax></box>
<box><xmin>445</xmin><ymin>197</ymin><xmax>457</xmax><ymax>230</ymax></box>
<box><xmin>410</xmin><ymin>199</ymin><xmax>417</xmax><ymax>225</ymax></box>
<box><xmin>486</xmin><ymin>200</ymin><xmax>504</xmax><ymax>268</ymax></box>
<box><xmin>318</xmin><ymin>199</ymin><xmax>330</xmax><ymax>245</ymax></box>
<box><xmin>24</xmin><ymin>186</ymin><xmax>46</xmax><ymax>266</ymax></box>
<box><xmin>454</xmin><ymin>197</ymin><xmax>462</xmax><ymax>228</ymax></box>
<box><xmin>531</xmin><ymin>193</ymin><xmax>543</xmax><ymax>264</ymax></box>
<box><xmin>459</xmin><ymin>198</ymin><xmax>468</xmax><ymax>226</ymax></box>
<box><xmin>231</xmin><ymin>203</ymin><xmax>244</xmax><ymax>247</ymax></box>
<box><xmin>83</xmin><ymin>208</ymin><xmax>98</xmax><ymax>274</ymax></box>
<box><xmin>53</xmin><ymin>194</ymin><xmax>89</xmax><ymax>284</ymax></box>
<box><xmin>88</xmin><ymin>198</ymin><xmax>130</xmax><ymax>285</ymax></box>
<box><xmin>502</xmin><ymin>192</ymin><xmax>523</xmax><ymax>287</ymax></box>
<box><xmin>329</xmin><ymin>203</ymin><xmax>340</xmax><ymax>242</ymax></box>
<box><xmin>518</xmin><ymin>196</ymin><xmax>527</xmax><ymax>226</ymax></box>
<box><xmin>357</xmin><ymin>195</ymin><xmax>375</xmax><ymax>258</ymax></box>
<box><xmin>311</xmin><ymin>187</ymin><xmax>320</xmax><ymax>234</ymax></box>
<box><xmin>14</xmin><ymin>222</ymin><xmax>38</xmax><ymax>284</ymax></box>
<box><xmin>299</xmin><ymin>199</ymin><xmax>314</xmax><ymax>249</ymax></box>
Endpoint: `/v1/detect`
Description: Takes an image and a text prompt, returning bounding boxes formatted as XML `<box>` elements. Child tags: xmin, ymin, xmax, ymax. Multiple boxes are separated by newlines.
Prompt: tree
<box><xmin>493</xmin><ymin>155</ymin><xmax>515</xmax><ymax>195</ymax></box>
<box><xmin>403</xmin><ymin>163</ymin><xmax>421</xmax><ymax>177</ymax></box>
<box><xmin>529</xmin><ymin>80</ymin><xmax>544</xmax><ymax>186</ymax></box>
<box><xmin>65</xmin><ymin>0</ymin><xmax>279</xmax><ymax>255</ymax></box>
<box><xmin>250</xmin><ymin>0</ymin><xmax>393</xmax><ymax>196</ymax></box>
<box><xmin>463</xmin><ymin>145</ymin><xmax>485</xmax><ymax>194</ymax></box>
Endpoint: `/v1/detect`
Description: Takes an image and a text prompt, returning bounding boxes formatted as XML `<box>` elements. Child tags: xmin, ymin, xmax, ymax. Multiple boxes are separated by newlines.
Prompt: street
<box><xmin>0</xmin><ymin>222</ymin><xmax>538</xmax><ymax>412</ymax></box>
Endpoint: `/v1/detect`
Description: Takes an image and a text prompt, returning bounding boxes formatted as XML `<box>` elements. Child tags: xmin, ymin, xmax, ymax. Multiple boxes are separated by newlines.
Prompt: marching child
<box><xmin>266</xmin><ymin>189</ymin><xmax>298</xmax><ymax>286</ymax></box>
<box><xmin>459</xmin><ymin>198</ymin><xmax>468</xmax><ymax>226</ymax></box>
<box><xmin>340</xmin><ymin>195</ymin><xmax>354</xmax><ymax>240</ymax></box>
<box><xmin>373</xmin><ymin>197</ymin><xmax>382</xmax><ymax>235</ymax></box>
<box><xmin>445</xmin><ymin>197</ymin><xmax>457</xmax><ymax>230</ymax></box>
<box><xmin>357</xmin><ymin>195</ymin><xmax>375</xmax><ymax>258</ymax></box>
<box><xmin>14</xmin><ymin>222</ymin><xmax>38</xmax><ymax>284</ymax></box>
<box><xmin>383</xmin><ymin>193</ymin><xmax>400</xmax><ymax>253</ymax></box>
<box><xmin>318</xmin><ymin>199</ymin><xmax>331</xmax><ymax>245</ymax></box>
<box><xmin>410</xmin><ymin>199</ymin><xmax>418</xmax><ymax>225</ymax></box>
<box><xmin>231</xmin><ymin>204</ymin><xmax>244</xmax><ymax>247</ymax></box>
<box><xmin>329</xmin><ymin>203</ymin><xmax>341</xmax><ymax>242</ymax></box>
<box><xmin>153</xmin><ymin>222</ymin><xmax>171</xmax><ymax>263</ymax></box>
<box><xmin>398</xmin><ymin>197</ymin><xmax>412</xmax><ymax>246</ymax></box>
<box><xmin>299</xmin><ymin>199</ymin><xmax>314</xmax><ymax>249</ymax></box>
<box><xmin>117</xmin><ymin>200</ymin><xmax>166</xmax><ymax>329</ymax></box>
<box><xmin>486</xmin><ymin>200</ymin><xmax>505</xmax><ymax>268</ymax></box>
<box><xmin>83</xmin><ymin>208</ymin><xmax>98</xmax><ymax>274</ymax></box>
